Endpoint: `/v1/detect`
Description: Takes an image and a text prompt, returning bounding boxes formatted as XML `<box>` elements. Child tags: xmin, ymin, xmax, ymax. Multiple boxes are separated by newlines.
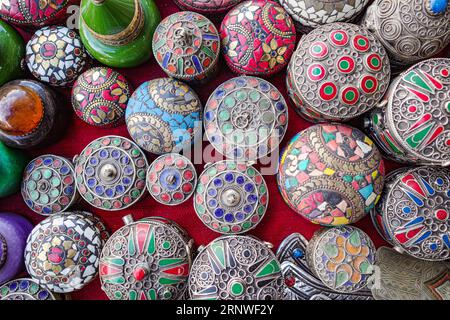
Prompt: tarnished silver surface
<box><xmin>372</xmin><ymin>247</ymin><xmax>450</xmax><ymax>300</ymax></box>
<box><xmin>277</xmin><ymin>233</ymin><xmax>373</xmax><ymax>300</ymax></box>
<box><xmin>188</xmin><ymin>235</ymin><xmax>284</xmax><ymax>300</ymax></box>
<box><xmin>306</xmin><ymin>226</ymin><xmax>376</xmax><ymax>293</ymax></box>
<box><xmin>365</xmin><ymin>58</ymin><xmax>450</xmax><ymax>166</ymax></box>
<box><xmin>361</xmin><ymin>0</ymin><xmax>450</xmax><ymax>72</ymax></box>
<box><xmin>99</xmin><ymin>215</ymin><xmax>194</xmax><ymax>300</ymax></box>
<box><xmin>378</xmin><ymin>166</ymin><xmax>450</xmax><ymax>261</ymax></box>
<box><xmin>287</xmin><ymin>22</ymin><xmax>391</xmax><ymax>122</ymax></box>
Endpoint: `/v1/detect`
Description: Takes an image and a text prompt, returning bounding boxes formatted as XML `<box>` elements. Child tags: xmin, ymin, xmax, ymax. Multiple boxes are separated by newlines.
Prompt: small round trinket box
<box><xmin>371</xmin><ymin>247</ymin><xmax>450</xmax><ymax>300</ymax></box>
<box><xmin>278</xmin><ymin>123</ymin><xmax>385</xmax><ymax>226</ymax></box>
<box><xmin>25</xmin><ymin>26</ymin><xmax>88</xmax><ymax>87</ymax></box>
<box><xmin>306</xmin><ymin>226</ymin><xmax>376</xmax><ymax>293</ymax></box>
<box><xmin>0</xmin><ymin>142</ymin><xmax>27</xmax><ymax>198</ymax></box>
<box><xmin>0</xmin><ymin>213</ymin><xmax>33</xmax><ymax>285</ymax></box>
<box><xmin>194</xmin><ymin>161</ymin><xmax>268</xmax><ymax>234</ymax></box>
<box><xmin>280</xmin><ymin>0</ymin><xmax>371</xmax><ymax>33</ymax></box>
<box><xmin>24</xmin><ymin>211</ymin><xmax>105</xmax><ymax>293</ymax></box>
<box><xmin>126</xmin><ymin>78</ymin><xmax>202</xmax><ymax>155</ymax></box>
<box><xmin>0</xmin><ymin>79</ymin><xmax>60</xmax><ymax>149</ymax></box>
<box><xmin>287</xmin><ymin>22</ymin><xmax>391</xmax><ymax>122</ymax></box>
<box><xmin>173</xmin><ymin>0</ymin><xmax>243</xmax><ymax>16</ymax></box>
<box><xmin>204</xmin><ymin>76</ymin><xmax>288</xmax><ymax>161</ymax></box>
<box><xmin>220</xmin><ymin>0</ymin><xmax>296</xmax><ymax>77</ymax></box>
<box><xmin>147</xmin><ymin>153</ymin><xmax>197</xmax><ymax>206</ymax></box>
<box><xmin>365</xmin><ymin>58</ymin><xmax>450</xmax><ymax>166</ymax></box>
<box><xmin>0</xmin><ymin>20</ymin><xmax>24</xmax><ymax>87</ymax></box>
<box><xmin>99</xmin><ymin>215</ymin><xmax>194</xmax><ymax>300</ymax></box>
<box><xmin>0</xmin><ymin>278</ymin><xmax>60</xmax><ymax>300</ymax></box>
<box><xmin>79</xmin><ymin>0</ymin><xmax>161</xmax><ymax>68</ymax></box>
<box><xmin>361</xmin><ymin>0</ymin><xmax>450</xmax><ymax>72</ymax></box>
<box><xmin>21</xmin><ymin>155</ymin><xmax>78</xmax><ymax>216</ymax></box>
<box><xmin>373</xmin><ymin>166</ymin><xmax>450</xmax><ymax>261</ymax></box>
<box><xmin>153</xmin><ymin>11</ymin><xmax>220</xmax><ymax>83</ymax></box>
<box><xmin>0</xmin><ymin>0</ymin><xmax>75</xmax><ymax>28</ymax></box>
<box><xmin>72</xmin><ymin>67</ymin><xmax>132</xmax><ymax>128</ymax></box>
<box><xmin>189</xmin><ymin>235</ymin><xmax>284</xmax><ymax>300</ymax></box>
<box><xmin>74</xmin><ymin>135</ymin><xmax>148</xmax><ymax>211</ymax></box>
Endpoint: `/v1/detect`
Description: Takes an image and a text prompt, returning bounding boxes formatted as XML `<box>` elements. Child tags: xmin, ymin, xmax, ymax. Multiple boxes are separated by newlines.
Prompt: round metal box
<box><xmin>365</xmin><ymin>58</ymin><xmax>450</xmax><ymax>166</ymax></box>
<box><xmin>0</xmin><ymin>20</ymin><xmax>25</xmax><ymax>87</ymax></box>
<box><xmin>278</xmin><ymin>123</ymin><xmax>385</xmax><ymax>226</ymax></box>
<box><xmin>188</xmin><ymin>235</ymin><xmax>284</xmax><ymax>300</ymax></box>
<box><xmin>204</xmin><ymin>76</ymin><xmax>288</xmax><ymax>161</ymax></box>
<box><xmin>125</xmin><ymin>78</ymin><xmax>202</xmax><ymax>155</ymax></box>
<box><xmin>220</xmin><ymin>0</ymin><xmax>296</xmax><ymax>77</ymax></box>
<box><xmin>99</xmin><ymin>215</ymin><xmax>194</xmax><ymax>300</ymax></box>
<box><xmin>0</xmin><ymin>278</ymin><xmax>59</xmax><ymax>300</ymax></box>
<box><xmin>287</xmin><ymin>22</ymin><xmax>391</xmax><ymax>122</ymax></box>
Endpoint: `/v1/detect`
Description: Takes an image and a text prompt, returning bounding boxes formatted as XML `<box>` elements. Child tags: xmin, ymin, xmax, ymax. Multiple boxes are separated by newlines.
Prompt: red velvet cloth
<box><xmin>0</xmin><ymin>0</ymin><xmax>404</xmax><ymax>300</ymax></box>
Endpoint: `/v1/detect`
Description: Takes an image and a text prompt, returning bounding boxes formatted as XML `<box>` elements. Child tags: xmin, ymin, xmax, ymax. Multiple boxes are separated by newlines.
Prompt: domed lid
<box><xmin>74</xmin><ymin>135</ymin><xmax>148</xmax><ymax>211</ymax></box>
<box><xmin>99</xmin><ymin>215</ymin><xmax>194</xmax><ymax>300</ymax></box>
<box><xmin>306</xmin><ymin>226</ymin><xmax>376</xmax><ymax>293</ymax></box>
<box><xmin>146</xmin><ymin>153</ymin><xmax>197</xmax><ymax>206</ymax></box>
<box><xmin>0</xmin><ymin>278</ymin><xmax>57</xmax><ymax>300</ymax></box>
<box><xmin>80</xmin><ymin>0</ymin><xmax>145</xmax><ymax>45</ymax></box>
<box><xmin>385</xmin><ymin>58</ymin><xmax>450</xmax><ymax>166</ymax></box>
<box><xmin>189</xmin><ymin>235</ymin><xmax>284</xmax><ymax>300</ymax></box>
<box><xmin>382</xmin><ymin>166</ymin><xmax>450</xmax><ymax>261</ymax></box>
<box><xmin>194</xmin><ymin>161</ymin><xmax>268</xmax><ymax>234</ymax></box>
<box><xmin>204</xmin><ymin>76</ymin><xmax>288</xmax><ymax>161</ymax></box>
<box><xmin>278</xmin><ymin>123</ymin><xmax>385</xmax><ymax>226</ymax></box>
<box><xmin>24</xmin><ymin>212</ymin><xmax>104</xmax><ymax>293</ymax></box>
<box><xmin>22</xmin><ymin>155</ymin><xmax>77</xmax><ymax>216</ymax></box>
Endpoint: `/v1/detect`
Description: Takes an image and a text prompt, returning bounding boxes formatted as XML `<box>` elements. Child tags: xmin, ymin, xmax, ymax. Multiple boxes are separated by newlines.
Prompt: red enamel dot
<box><xmin>341</xmin><ymin>86</ymin><xmax>360</xmax><ymax>105</ymax></box>
<box><xmin>307</xmin><ymin>63</ymin><xmax>326</xmax><ymax>81</ymax></box>
<box><xmin>160</xmin><ymin>193</ymin><xmax>171</xmax><ymax>203</ymax></box>
<box><xmin>329</xmin><ymin>30</ymin><xmax>349</xmax><ymax>46</ymax></box>
<box><xmin>408</xmin><ymin>105</ymin><xmax>417</xmax><ymax>113</ymax></box>
<box><xmin>319</xmin><ymin>82</ymin><xmax>338</xmax><ymax>101</ymax></box>
<box><xmin>309</xmin><ymin>41</ymin><xmax>328</xmax><ymax>59</ymax></box>
<box><xmin>182</xmin><ymin>183</ymin><xmax>193</xmax><ymax>193</ymax></box>
<box><xmin>183</xmin><ymin>170</ymin><xmax>194</xmax><ymax>180</ymax></box>
<box><xmin>436</xmin><ymin>209</ymin><xmax>448</xmax><ymax>221</ymax></box>
<box><xmin>360</xmin><ymin>75</ymin><xmax>378</xmax><ymax>94</ymax></box>
<box><xmin>133</xmin><ymin>267</ymin><xmax>147</xmax><ymax>281</ymax></box>
<box><xmin>173</xmin><ymin>192</ymin><xmax>184</xmax><ymax>200</ymax></box>
<box><xmin>352</xmin><ymin>35</ymin><xmax>370</xmax><ymax>52</ymax></box>
<box><xmin>366</xmin><ymin>53</ymin><xmax>382</xmax><ymax>71</ymax></box>
<box><xmin>337</xmin><ymin>56</ymin><xmax>355</xmax><ymax>74</ymax></box>
<box><xmin>285</xmin><ymin>275</ymin><xmax>296</xmax><ymax>287</ymax></box>
<box><xmin>441</xmin><ymin>69</ymin><xmax>449</xmax><ymax>77</ymax></box>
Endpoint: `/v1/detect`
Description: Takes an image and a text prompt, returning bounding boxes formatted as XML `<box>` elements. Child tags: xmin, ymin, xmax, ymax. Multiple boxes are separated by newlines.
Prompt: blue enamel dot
<box><xmin>244</xmin><ymin>205</ymin><xmax>253</xmax><ymax>213</ymax></box>
<box><xmin>233</xmin><ymin>148</ymin><xmax>243</xmax><ymax>157</ymax></box>
<box><xmin>224</xmin><ymin>213</ymin><xmax>234</xmax><ymax>222</ymax></box>
<box><xmin>89</xmin><ymin>157</ymin><xmax>98</xmax><ymax>165</ymax></box>
<box><xmin>429</xmin><ymin>0</ymin><xmax>448</xmax><ymax>14</ymax></box>
<box><xmin>116</xmin><ymin>185</ymin><xmax>125</xmax><ymax>194</ymax></box>
<box><xmin>64</xmin><ymin>186</ymin><xmax>74</xmax><ymax>195</ymax></box>
<box><xmin>99</xmin><ymin>150</ymin><xmax>109</xmax><ymax>158</ymax></box>
<box><xmin>259</xmin><ymin>82</ymin><xmax>269</xmax><ymax>91</ymax></box>
<box><xmin>225</xmin><ymin>173</ymin><xmax>234</xmax><ymax>182</ymax></box>
<box><xmin>87</xmin><ymin>178</ymin><xmax>97</xmax><ymax>187</ymax></box>
<box><xmin>105</xmin><ymin>188</ymin><xmax>115</xmax><ymax>197</ymax></box>
<box><xmin>43</xmin><ymin>207</ymin><xmax>52</xmax><ymax>214</ymax></box>
<box><xmin>213</xmin><ymin>179</ymin><xmax>223</xmax><ymax>187</ymax></box>
<box><xmin>121</xmin><ymin>156</ymin><xmax>130</xmax><ymax>165</ymax></box>
<box><xmin>236</xmin><ymin>78</ymin><xmax>246</xmax><ymax>87</ymax></box>
<box><xmin>95</xmin><ymin>186</ymin><xmax>104</xmax><ymax>195</ymax></box>
<box><xmin>60</xmin><ymin>166</ymin><xmax>70</xmax><ymax>174</ymax></box>
<box><xmin>38</xmin><ymin>290</ymin><xmax>49</xmax><ymax>300</ymax></box>
<box><xmin>235</xmin><ymin>212</ymin><xmax>246</xmax><ymax>221</ymax></box>
<box><xmin>111</xmin><ymin>150</ymin><xmax>121</xmax><ymax>158</ymax></box>
<box><xmin>122</xmin><ymin>177</ymin><xmax>131</xmax><ymax>185</ymax></box>
<box><xmin>205</xmin><ymin>111</ymin><xmax>215</xmax><ymax>121</ymax></box>
<box><xmin>436</xmin><ymin>178</ymin><xmax>444</xmax><ymax>186</ymax></box>
<box><xmin>247</xmin><ymin>194</ymin><xmax>258</xmax><ymax>203</ymax></box>
<box><xmin>124</xmin><ymin>166</ymin><xmax>134</xmax><ymax>175</ymax></box>
<box><xmin>430</xmin><ymin>243</ymin><xmax>438</xmax><ymax>251</ymax></box>
<box><xmin>208</xmin><ymin>188</ymin><xmax>217</xmax><ymax>197</ymax></box>
<box><xmin>292</xmin><ymin>248</ymin><xmax>304</xmax><ymax>259</ymax></box>
<box><xmin>447</xmin><ymin>190</ymin><xmax>450</xmax><ymax>197</ymax></box>
<box><xmin>85</xmin><ymin>167</ymin><xmax>95</xmax><ymax>176</ymax></box>
<box><xmin>214</xmin><ymin>208</ymin><xmax>224</xmax><ymax>218</ymax></box>
<box><xmin>244</xmin><ymin>183</ymin><xmax>254</xmax><ymax>193</ymax></box>
<box><xmin>276</xmin><ymin>102</ymin><xmax>285</xmax><ymax>111</ymax></box>
<box><xmin>43</xmin><ymin>158</ymin><xmax>53</xmax><ymax>165</ymax></box>
<box><xmin>403</xmin><ymin>207</ymin><xmax>411</xmax><ymax>214</ymax></box>
<box><xmin>9</xmin><ymin>282</ymin><xmax>18</xmax><ymax>291</ymax></box>
<box><xmin>215</xmin><ymin>89</ymin><xmax>226</xmax><ymax>98</ymax></box>
<box><xmin>19</xmin><ymin>280</ymin><xmax>29</xmax><ymax>290</ymax></box>
<box><xmin>236</xmin><ymin>176</ymin><xmax>245</xmax><ymax>184</ymax></box>
<box><xmin>208</xmin><ymin>199</ymin><xmax>218</xmax><ymax>208</ymax></box>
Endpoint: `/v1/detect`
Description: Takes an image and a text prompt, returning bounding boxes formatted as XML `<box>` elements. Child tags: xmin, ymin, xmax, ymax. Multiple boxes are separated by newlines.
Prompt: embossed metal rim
<box><xmin>0</xmin><ymin>278</ymin><xmax>58</xmax><ymax>300</ymax></box>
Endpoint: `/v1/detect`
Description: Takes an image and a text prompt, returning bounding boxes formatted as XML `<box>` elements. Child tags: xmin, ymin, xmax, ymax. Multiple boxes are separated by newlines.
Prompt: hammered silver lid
<box><xmin>188</xmin><ymin>235</ymin><xmax>284</xmax><ymax>300</ymax></box>
<box><xmin>287</xmin><ymin>22</ymin><xmax>391</xmax><ymax>122</ymax></box>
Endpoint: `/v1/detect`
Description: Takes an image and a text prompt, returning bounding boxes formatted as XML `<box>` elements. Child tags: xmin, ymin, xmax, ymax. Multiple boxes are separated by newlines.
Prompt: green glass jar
<box><xmin>0</xmin><ymin>141</ymin><xmax>28</xmax><ymax>198</ymax></box>
<box><xmin>0</xmin><ymin>20</ymin><xmax>24</xmax><ymax>87</ymax></box>
<box><xmin>79</xmin><ymin>0</ymin><xmax>161</xmax><ymax>68</ymax></box>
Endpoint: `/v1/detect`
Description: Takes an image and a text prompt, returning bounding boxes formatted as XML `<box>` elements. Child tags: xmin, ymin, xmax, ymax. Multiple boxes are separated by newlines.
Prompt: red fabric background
<box><xmin>0</xmin><ymin>0</ymin><xmax>407</xmax><ymax>300</ymax></box>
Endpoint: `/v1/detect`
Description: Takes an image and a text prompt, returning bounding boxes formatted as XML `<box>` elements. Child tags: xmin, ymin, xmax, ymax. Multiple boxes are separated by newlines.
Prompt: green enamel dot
<box><xmin>42</xmin><ymin>169</ymin><xmax>52</xmax><ymax>179</ymax></box>
<box><xmin>164</xmin><ymin>291</ymin><xmax>172</xmax><ymax>299</ymax></box>
<box><xmin>93</xmin><ymin>142</ymin><xmax>101</xmax><ymax>148</ymax></box>
<box><xmin>343</xmin><ymin>175</ymin><xmax>353</xmax><ymax>183</ymax></box>
<box><xmin>131</xmin><ymin>189</ymin><xmax>140</xmax><ymax>198</ymax></box>
<box><xmin>162</xmin><ymin>241</ymin><xmax>171</xmax><ymax>250</ymax></box>
<box><xmin>224</xmin><ymin>96</ymin><xmax>236</xmax><ymax>107</ymax></box>
<box><xmin>340</xmin><ymin>61</ymin><xmax>349</xmax><ymax>69</ymax></box>
<box><xmin>207</xmin><ymin>167</ymin><xmax>217</xmax><ymax>175</ymax></box>
<box><xmin>219</xmin><ymin>110</ymin><xmax>230</xmax><ymax>121</ymax></box>
<box><xmin>258</xmin><ymin>206</ymin><xmax>265</xmax><ymax>214</ymax></box>
<box><xmin>29</xmin><ymin>283</ymin><xmax>39</xmax><ymax>294</ymax></box>
<box><xmin>114</xmin><ymin>242</ymin><xmax>122</xmax><ymax>250</ymax></box>
<box><xmin>258</xmin><ymin>127</ymin><xmax>269</xmax><ymax>139</ymax></box>
<box><xmin>249</xmin><ymin>90</ymin><xmax>260</xmax><ymax>102</ymax></box>
<box><xmin>235</xmin><ymin>90</ymin><xmax>247</xmax><ymax>101</ymax></box>
<box><xmin>373</xmin><ymin>114</ymin><xmax>379</xmax><ymax>124</ymax></box>
<box><xmin>346</xmin><ymin>91</ymin><xmax>355</xmax><ymax>100</ymax></box>
<box><xmin>242</xmin><ymin>221</ymin><xmax>252</xmax><ymax>229</ymax></box>
<box><xmin>113</xmin><ymin>138</ymin><xmax>121</xmax><ymax>146</ymax></box>
<box><xmin>324</xmin><ymin>86</ymin><xmax>334</xmax><ymax>95</ymax></box>
<box><xmin>1</xmin><ymin>287</ymin><xmax>8</xmax><ymax>295</ymax></box>
<box><xmin>247</xmin><ymin>167</ymin><xmax>256</xmax><ymax>176</ymax></box>
<box><xmin>222</xmin><ymin>123</ymin><xmax>233</xmax><ymax>134</ymax></box>
<box><xmin>232</xmin><ymin>131</ymin><xmax>244</xmax><ymax>144</ymax></box>
<box><xmin>358</xmin><ymin>39</ymin><xmax>366</xmax><ymax>46</ymax></box>
<box><xmin>312</xmin><ymin>68</ymin><xmax>321</xmax><ymax>76</ymax></box>
<box><xmin>138</xmin><ymin>170</ymin><xmax>146</xmax><ymax>179</ymax></box>
<box><xmin>227</xmin><ymin>162</ymin><xmax>236</xmax><ymax>170</ymax></box>
<box><xmin>85</xmin><ymin>193</ymin><xmax>94</xmax><ymax>201</ymax></box>
<box><xmin>103</xmin><ymin>201</ymin><xmax>112</xmax><ymax>209</ymax></box>
<box><xmin>371</xmin><ymin>58</ymin><xmax>379</xmax><ymax>66</ymax></box>
<box><xmin>446</xmin><ymin>102</ymin><xmax>450</xmax><ymax>113</ymax></box>
<box><xmin>259</xmin><ymin>98</ymin><xmax>270</xmax><ymax>110</ymax></box>
<box><xmin>31</xmin><ymin>171</ymin><xmax>41</xmax><ymax>180</ymax></box>
<box><xmin>197</xmin><ymin>184</ymin><xmax>204</xmax><ymax>193</ymax></box>
<box><xmin>231</xmin><ymin>282</ymin><xmax>244</xmax><ymax>296</ymax></box>
<box><xmin>313</xmin><ymin>45</ymin><xmax>321</xmax><ymax>53</ymax></box>
<box><xmin>196</xmin><ymin>204</ymin><xmax>205</xmax><ymax>214</ymax></box>
<box><xmin>30</xmin><ymin>190</ymin><xmax>39</xmax><ymax>201</ymax></box>
<box><xmin>132</xmin><ymin>149</ymin><xmax>141</xmax><ymax>157</ymax></box>
<box><xmin>247</xmin><ymin>132</ymin><xmax>259</xmax><ymax>145</ymax></box>
<box><xmin>39</xmin><ymin>194</ymin><xmax>49</xmax><ymax>204</ymax></box>
<box><xmin>259</xmin><ymin>185</ymin><xmax>267</xmax><ymax>193</ymax></box>
<box><xmin>50</xmin><ymin>189</ymin><xmax>59</xmax><ymax>197</ymax></box>
<box><xmin>366</xmin><ymin>80</ymin><xmax>374</xmax><ymax>89</ymax></box>
<box><xmin>115</xmin><ymin>291</ymin><xmax>122</xmax><ymax>299</ymax></box>
<box><xmin>221</xmin><ymin>225</ymin><xmax>230</xmax><ymax>232</ymax></box>
<box><xmin>27</xmin><ymin>181</ymin><xmax>37</xmax><ymax>191</ymax></box>
<box><xmin>51</xmin><ymin>177</ymin><xmax>60</xmax><ymax>187</ymax></box>
<box><xmin>262</xmin><ymin>111</ymin><xmax>274</xmax><ymax>123</ymax></box>
<box><xmin>335</xmin><ymin>33</ymin><xmax>343</xmax><ymax>40</ymax></box>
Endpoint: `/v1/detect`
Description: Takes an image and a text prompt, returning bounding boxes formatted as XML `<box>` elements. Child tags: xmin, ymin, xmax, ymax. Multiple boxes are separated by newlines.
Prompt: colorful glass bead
<box><xmin>220</xmin><ymin>0</ymin><xmax>296</xmax><ymax>77</ymax></box>
<box><xmin>126</xmin><ymin>78</ymin><xmax>202</xmax><ymax>155</ymax></box>
<box><xmin>0</xmin><ymin>20</ymin><xmax>24</xmax><ymax>87</ymax></box>
<box><xmin>278</xmin><ymin>123</ymin><xmax>385</xmax><ymax>226</ymax></box>
<box><xmin>0</xmin><ymin>0</ymin><xmax>75</xmax><ymax>27</ymax></box>
<box><xmin>25</xmin><ymin>26</ymin><xmax>88</xmax><ymax>87</ymax></box>
<box><xmin>361</xmin><ymin>0</ymin><xmax>450</xmax><ymax>72</ymax></box>
<box><xmin>306</xmin><ymin>226</ymin><xmax>376</xmax><ymax>293</ymax></box>
<box><xmin>277</xmin><ymin>233</ymin><xmax>373</xmax><ymax>300</ymax></box>
<box><xmin>365</xmin><ymin>58</ymin><xmax>450</xmax><ymax>166</ymax></box>
<box><xmin>371</xmin><ymin>247</ymin><xmax>450</xmax><ymax>300</ymax></box>
<box><xmin>287</xmin><ymin>22</ymin><xmax>391</xmax><ymax>122</ymax></box>
<box><xmin>189</xmin><ymin>235</ymin><xmax>284</xmax><ymax>300</ymax></box>
<box><xmin>153</xmin><ymin>11</ymin><xmax>220</xmax><ymax>83</ymax></box>
<box><xmin>74</xmin><ymin>135</ymin><xmax>148</xmax><ymax>211</ymax></box>
<box><xmin>146</xmin><ymin>153</ymin><xmax>197</xmax><ymax>206</ymax></box>
<box><xmin>72</xmin><ymin>67</ymin><xmax>132</xmax><ymax>128</ymax></box>
<box><xmin>374</xmin><ymin>166</ymin><xmax>450</xmax><ymax>261</ymax></box>
<box><xmin>21</xmin><ymin>155</ymin><xmax>78</xmax><ymax>216</ymax></box>
<box><xmin>79</xmin><ymin>0</ymin><xmax>161</xmax><ymax>68</ymax></box>
<box><xmin>204</xmin><ymin>76</ymin><xmax>288</xmax><ymax>161</ymax></box>
<box><xmin>173</xmin><ymin>0</ymin><xmax>244</xmax><ymax>16</ymax></box>
<box><xmin>24</xmin><ymin>211</ymin><xmax>105</xmax><ymax>293</ymax></box>
<box><xmin>194</xmin><ymin>161</ymin><xmax>268</xmax><ymax>234</ymax></box>
<box><xmin>0</xmin><ymin>142</ymin><xmax>28</xmax><ymax>198</ymax></box>
<box><xmin>0</xmin><ymin>213</ymin><xmax>33</xmax><ymax>285</ymax></box>
<box><xmin>99</xmin><ymin>215</ymin><xmax>194</xmax><ymax>300</ymax></box>
<box><xmin>0</xmin><ymin>278</ymin><xmax>59</xmax><ymax>300</ymax></box>
<box><xmin>0</xmin><ymin>79</ymin><xmax>60</xmax><ymax>149</ymax></box>
<box><xmin>280</xmin><ymin>0</ymin><xmax>370</xmax><ymax>33</ymax></box>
